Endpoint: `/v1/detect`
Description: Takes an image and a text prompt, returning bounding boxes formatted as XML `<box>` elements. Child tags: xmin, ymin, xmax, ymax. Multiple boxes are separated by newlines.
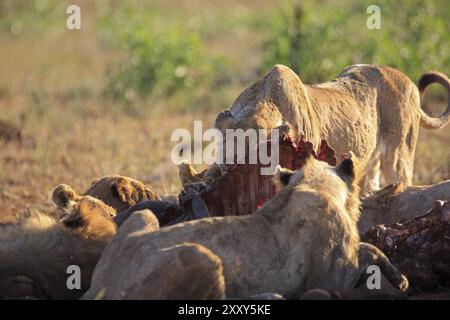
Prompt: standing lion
<box><xmin>209</xmin><ymin>64</ymin><xmax>450</xmax><ymax>193</ymax></box>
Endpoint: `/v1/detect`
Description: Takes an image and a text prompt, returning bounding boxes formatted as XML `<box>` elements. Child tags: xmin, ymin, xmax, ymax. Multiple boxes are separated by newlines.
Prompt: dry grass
<box><xmin>0</xmin><ymin>0</ymin><xmax>449</xmax><ymax>221</ymax></box>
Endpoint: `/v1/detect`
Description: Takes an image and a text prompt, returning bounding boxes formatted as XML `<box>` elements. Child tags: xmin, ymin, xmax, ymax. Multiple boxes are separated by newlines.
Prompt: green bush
<box><xmin>100</xmin><ymin>5</ymin><xmax>225</xmax><ymax>105</ymax></box>
<box><xmin>262</xmin><ymin>0</ymin><xmax>450</xmax><ymax>83</ymax></box>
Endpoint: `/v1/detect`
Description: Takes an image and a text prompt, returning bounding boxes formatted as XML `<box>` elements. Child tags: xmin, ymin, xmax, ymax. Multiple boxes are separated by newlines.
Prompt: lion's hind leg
<box><xmin>121</xmin><ymin>243</ymin><xmax>225</xmax><ymax>300</ymax></box>
<box><xmin>361</xmin><ymin>151</ymin><xmax>381</xmax><ymax>194</ymax></box>
<box><xmin>380</xmin><ymin>143</ymin><xmax>415</xmax><ymax>187</ymax></box>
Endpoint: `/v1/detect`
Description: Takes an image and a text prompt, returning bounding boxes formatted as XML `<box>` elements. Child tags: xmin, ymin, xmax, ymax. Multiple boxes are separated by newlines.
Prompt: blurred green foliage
<box><xmin>1</xmin><ymin>0</ymin><xmax>448</xmax><ymax>107</ymax></box>
<box><xmin>262</xmin><ymin>0</ymin><xmax>450</xmax><ymax>83</ymax></box>
<box><xmin>99</xmin><ymin>4</ymin><xmax>227</xmax><ymax>105</ymax></box>
<box><xmin>0</xmin><ymin>0</ymin><xmax>61</xmax><ymax>35</ymax></box>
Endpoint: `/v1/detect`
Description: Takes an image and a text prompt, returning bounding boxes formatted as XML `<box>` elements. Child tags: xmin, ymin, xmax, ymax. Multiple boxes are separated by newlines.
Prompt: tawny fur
<box><xmin>0</xmin><ymin>174</ymin><xmax>164</xmax><ymax>299</ymax></box>
<box><xmin>84</xmin><ymin>157</ymin><xmax>407</xmax><ymax>300</ymax></box>
<box><xmin>85</xmin><ymin>175</ymin><xmax>160</xmax><ymax>212</ymax></box>
<box><xmin>182</xmin><ymin>65</ymin><xmax>450</xmax><ymax>194</ymax></box>
<box><xmin>359</xmin><ymin>180</ymin><xmax>450</xmax><ymax>234</ymax></box>
<box><xmin>0</xmin><ymin>192</ymin><xmax>117</xmax><ymax>299</ymax></box>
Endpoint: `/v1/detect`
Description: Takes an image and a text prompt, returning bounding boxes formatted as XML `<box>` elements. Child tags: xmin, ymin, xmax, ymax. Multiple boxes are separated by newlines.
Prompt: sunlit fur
<box><xmin>0</xmin><ymin>194</ymin><xmax>117</xmax><ymax>299</ymax></box>
<box><xmin>84</xmin><ymin>157</ymin><xmax>366</xmax><ymax>299</ymax></box>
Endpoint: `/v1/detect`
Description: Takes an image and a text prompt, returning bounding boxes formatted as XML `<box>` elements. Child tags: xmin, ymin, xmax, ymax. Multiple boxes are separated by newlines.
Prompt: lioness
<box><xmin>83</xmin><ymin>156</ymin><xmax>407</xmax><ymax>299</ymax></box>
<box><xmin>199</xmin><ymin>64</ymin><xmax>450</xmax><ymax>193</ymax></box>
<box><xmin>359</xmin><ymin>180</ymin><xmax>450</xmax><ymax>234</ymax></box>
<box><xmin>0</xmin><ymin>187</ymin><xmax>117</xmax><ymax>299</ymax></box>
<box><xmin>0</xmin><ymin>174</ymin><xmax>163</xmax><ymax>300</ymax></box>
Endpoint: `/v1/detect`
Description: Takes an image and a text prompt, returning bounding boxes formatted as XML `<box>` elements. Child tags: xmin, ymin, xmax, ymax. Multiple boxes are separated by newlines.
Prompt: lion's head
<box><xmin>84</xmin><ymin>175</ymin><xmax>160</xmax><ymax>213</ymax></box>
<box><xmin>260</xmin><ymin>155</ymin><xmax>362</xmax><ymax>283</ymax></box>
<box><xmin>272</xmin><ymin>154</ymin><xmax>361</xmax><ymax>223</ymax></box>
<box><xmin>52</xmin><ymin>184</ymin><xmax>117</xmax><ymax>239</ymax></box>
<box><xmin>0</xmin><ymin>185</ymin><xmax>119</xmax><ymax>300</ymax></box>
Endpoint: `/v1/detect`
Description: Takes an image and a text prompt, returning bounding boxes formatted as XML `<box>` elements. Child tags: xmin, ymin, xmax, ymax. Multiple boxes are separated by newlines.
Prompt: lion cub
<box><xmin>84</xmin><ymin>156</ymin><xmax>408</xmax><ymax>299</ymax></box>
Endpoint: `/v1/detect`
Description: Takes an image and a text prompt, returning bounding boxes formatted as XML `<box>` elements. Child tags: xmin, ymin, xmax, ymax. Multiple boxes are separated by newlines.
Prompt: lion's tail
<box><xmin>418</xmin><ymin>71</ymin><xmax>450</xmax><ymax>129</ymax></box>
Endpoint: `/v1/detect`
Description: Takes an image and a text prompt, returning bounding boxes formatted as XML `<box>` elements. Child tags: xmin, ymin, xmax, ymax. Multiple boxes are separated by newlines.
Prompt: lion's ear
<box><xmin>215</xmin><ymin>110</ymin><xmax>236</xmax><ymax>132</ymax></box>
<box><xmin>336</xmin><ymin>153</ymin><xmax>355</xmax><ymax>182</ymax></box>
<box><xmin>273</xmin><ymin>165</ymin><xmax>294</xmax><ymax>188</ymax></box>
<box><xmin>52</xmin><ymin>184</ymin><xmax>77</xmax><ymax>208</ymax></box>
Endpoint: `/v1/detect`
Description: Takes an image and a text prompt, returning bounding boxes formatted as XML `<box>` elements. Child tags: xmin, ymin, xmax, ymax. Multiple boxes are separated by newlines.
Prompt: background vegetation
<box><xmin>262</xmin><ymin>0</ymin><xmax>450</xmax><ymax>83</ymax></box>
<box><xmin>0</xmin><ymin>0</ymin><xmax>449</xmax><ymax>219</ymax></box>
